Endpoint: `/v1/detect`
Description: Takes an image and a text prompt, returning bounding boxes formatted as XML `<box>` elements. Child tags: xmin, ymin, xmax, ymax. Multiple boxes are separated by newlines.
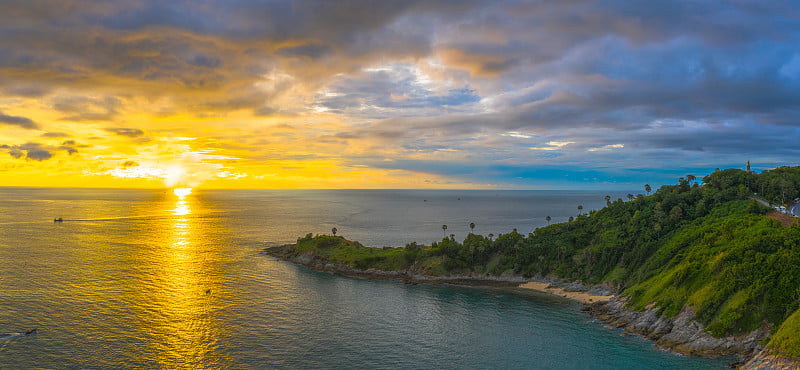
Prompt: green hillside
<box><xmin>283</xmin><ymin>166</ymin><xmax>800</xmax><ymax>356</ymax></box>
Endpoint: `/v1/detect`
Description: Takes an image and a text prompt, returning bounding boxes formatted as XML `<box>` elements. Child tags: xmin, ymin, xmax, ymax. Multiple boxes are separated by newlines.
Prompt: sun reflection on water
<box><xmin>144</xmin><ymin>188</ymin><xmax>228</xmax><ymax>367</ymax></box>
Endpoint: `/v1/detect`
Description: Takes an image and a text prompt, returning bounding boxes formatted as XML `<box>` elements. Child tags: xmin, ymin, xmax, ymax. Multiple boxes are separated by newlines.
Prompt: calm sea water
<box><xmin>0</xmin><ymin>188</ymin><xmax>729</xmax><ymax>369</ymax></box>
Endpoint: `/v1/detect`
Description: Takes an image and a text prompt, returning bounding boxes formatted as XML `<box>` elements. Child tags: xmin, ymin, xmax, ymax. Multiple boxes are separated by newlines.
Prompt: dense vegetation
<box><xmin>289</xmin><ymin>166</ymin><xmax>800</xmax><ymax>358</ymax></box>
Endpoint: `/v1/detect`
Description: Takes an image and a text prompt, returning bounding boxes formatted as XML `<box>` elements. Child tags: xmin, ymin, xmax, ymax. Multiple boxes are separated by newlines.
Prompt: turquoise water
<box><xmin>0</xmin><ymin>188</ymin><xmax>730</xmax><ymax>368</ymax></box>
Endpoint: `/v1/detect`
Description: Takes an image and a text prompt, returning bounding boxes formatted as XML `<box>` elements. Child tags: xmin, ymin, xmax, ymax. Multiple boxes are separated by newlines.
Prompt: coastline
<box><xmin>262</xmin><ymin>244</ymin><xmax>615</xmax><ymax>303</ymax></box>
<box><xmin>262</xmin><ymin>243</ymin><xmax>774</xmax><ymax>365</ymax></box>
<box><xmin>517</xmin><ymin>281</ymin><xmax>613</xmax><ymax>304</ymax></box>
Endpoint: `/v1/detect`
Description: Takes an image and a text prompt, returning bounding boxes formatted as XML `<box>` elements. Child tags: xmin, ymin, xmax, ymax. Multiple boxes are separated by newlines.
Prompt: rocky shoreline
<box><xmin>263</xmin><ymin>244</ymin><xmax>791</xmax><ymax>368</ymax></box>
<box><xmin>583</xmin><ymin>298</ymin><xmax>770</xmax><ymax>362</ymax></box>
<box><xmin>742</xmin><ymin>348</ymin><xmax>800</xmax><ymax>369</ymax></box>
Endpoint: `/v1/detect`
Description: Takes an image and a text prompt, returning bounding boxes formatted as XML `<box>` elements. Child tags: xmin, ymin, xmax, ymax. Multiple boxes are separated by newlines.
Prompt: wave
<box><xmin>0</xmin><ymin>333</ymin><xmax>24</xmax><ymax>342</ymax></box>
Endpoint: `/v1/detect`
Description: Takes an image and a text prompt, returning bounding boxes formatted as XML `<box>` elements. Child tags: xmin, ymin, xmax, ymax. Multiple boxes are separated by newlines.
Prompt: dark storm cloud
<box><xmin>104</xmin><ymin>128</ymin><xmax>145</xmax><ymax>138</ymax></box>
<box><xmin>0</xmin><ymin>111</ymin><xmax>39</xmax><ymax>129</ymax></box>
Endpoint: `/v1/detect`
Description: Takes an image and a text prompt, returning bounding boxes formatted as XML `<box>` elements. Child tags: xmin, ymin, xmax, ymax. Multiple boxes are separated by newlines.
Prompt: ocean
<box><xmin>0</xmin><ymin>188</ymin><xmax>730</xmax><ymax>369</ymax></box>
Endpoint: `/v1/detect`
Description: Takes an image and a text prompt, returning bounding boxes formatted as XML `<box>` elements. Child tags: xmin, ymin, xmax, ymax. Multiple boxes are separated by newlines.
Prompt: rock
<box><xmin>587</xmin><ymin>286</ymin><xmax>614</xmax><ymax>296</ymax></box>
<box><xmin>584</xmin><ymin>298</ymin><xmax>772</xmax><ymax>359</ymax></box>
<box><xmin>743</xmin><ymin>348</ymin><xmax>800</xmax><ymax>369</ymax></box>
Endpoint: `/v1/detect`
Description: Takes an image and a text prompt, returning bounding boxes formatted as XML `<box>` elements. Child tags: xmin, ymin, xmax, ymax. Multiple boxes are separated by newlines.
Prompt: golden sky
<box><xmin>1</xmin><ymin>1</ymin><xmax>798</xmax><ymax>189</ymax></box>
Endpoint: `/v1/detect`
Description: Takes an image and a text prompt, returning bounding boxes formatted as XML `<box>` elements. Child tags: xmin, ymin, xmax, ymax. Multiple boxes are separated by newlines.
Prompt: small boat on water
<box><xmin>53</xmin><ymin>218</ymin><xmax>63</xmax><ymax>223</ymax></box>
<box><xmin>0</xmin><ymin>328</ymin><xmax>37</xmax><ymax>342</ymax></box>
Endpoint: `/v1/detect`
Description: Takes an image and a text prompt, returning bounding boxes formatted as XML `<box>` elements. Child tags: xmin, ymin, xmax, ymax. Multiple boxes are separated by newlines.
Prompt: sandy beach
<box><xmin>518</xmin><ymin>282</ymin><xmax>614</xmax><ymax>304</ymax></box>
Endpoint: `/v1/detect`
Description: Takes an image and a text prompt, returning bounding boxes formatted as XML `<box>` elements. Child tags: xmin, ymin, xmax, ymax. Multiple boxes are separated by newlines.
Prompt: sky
<box><xmin>0</xmin><ymin>0</ymin><xmax>798</xmax><ymax>190</ymax></box>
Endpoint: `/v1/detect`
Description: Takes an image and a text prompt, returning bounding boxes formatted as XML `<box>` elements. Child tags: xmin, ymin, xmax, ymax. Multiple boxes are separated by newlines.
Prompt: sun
<box><xmin>173</xmin><ymin>187</ymin><xmax>192</xmax><ymax>197</ymax></box>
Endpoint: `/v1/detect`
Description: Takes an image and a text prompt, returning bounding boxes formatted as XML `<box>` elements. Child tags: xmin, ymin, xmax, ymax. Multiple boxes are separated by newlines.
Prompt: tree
<box><xmin>442</xmin><ymin>224</ymin><xmax>448</xmax><ymax>237</ymax></box>
<box><xmin>577</xmin><ymin>205</ymin><xmax>583</xmax><ymax>215</ymax></box>
<box><xmin>627</xmin><ymin>193</ymin><xmax>634</xmax><ymax>201</ymax></box>
<box><xmin>488</xmin><ymin>233</ymin><xmax>494</xmax><ymax>241</ymax></box>
<box><xmin>604</xmin><ymin>195</ymin><xmax>611</xmax><ymax>205</ymax></box>
<box><xmin>469</xmin><ymin>222</ymin><xmax>475</xmax><ymax>233</ymax></box>
<box><xmin>645</xmin><ymin>184</ymin><xmax>652</xmax><ymax>195</ymax></box>
<box><xmin>569</xmin><ymin>216</ymin><xmax>574</xmax><ymax>222</ymax></box>
<box><xmin>687</xmin><ymin>174</ymin><xmax>696</xmax><ymax>184</ymax></box>
<box><xmin>546</xmin><ymin>216</ymin><xmax>551</xmax><ymax>225</ymax></box>
<box><xmin>331</xmin><ymin>227</ymin><xmax>337</xmax><ymax>236</ymax></box>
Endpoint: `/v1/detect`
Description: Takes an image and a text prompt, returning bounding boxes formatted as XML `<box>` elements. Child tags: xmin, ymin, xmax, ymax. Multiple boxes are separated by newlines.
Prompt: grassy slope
<box><xmin>286</xmin><ymin>168</ymin><xmax>800</xmax><ymax>357</ymax></box>
<box><xmin>769</xmin><ymin>309</ymin><xmax>800</xmax><ymax>358</ymax></box>
<box><xmin>625</xmin><ymin>202</ymin><xmax>800</xmax><ymax>337</ymax></box>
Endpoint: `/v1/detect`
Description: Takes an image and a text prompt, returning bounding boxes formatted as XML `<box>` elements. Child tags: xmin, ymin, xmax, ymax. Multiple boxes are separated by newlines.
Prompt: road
<box><xmin>752</xmin><ymin>197</ymin><xmax>770</xmax><ymax>208</ymax></box>
<box><xmin>752</xmin><ymin>196</ymin><xmax>800</xmax><ymax>217</ymax></box>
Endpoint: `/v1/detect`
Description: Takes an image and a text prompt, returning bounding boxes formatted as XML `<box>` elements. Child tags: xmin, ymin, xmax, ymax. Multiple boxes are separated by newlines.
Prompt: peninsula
<box><xmin>264</xmin><ymin>167</ymin><xmax>800</xmax><ymax>368</ymax></box>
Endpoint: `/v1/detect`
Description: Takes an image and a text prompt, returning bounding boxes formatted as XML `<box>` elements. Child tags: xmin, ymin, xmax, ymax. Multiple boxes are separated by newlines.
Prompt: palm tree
<box><xmin>577</xmin><ymin>205</ymin><xmax>583</xmax><ymax>215</ymax></box>
<box><xmin>469</xmin><ymin>222</ymin><xmax>475</xmax><ymax>233</ymax></box>
<box><xmin>627</xmin><ymin>194</ymin><xmax>634</xmax><ymax>201</ymax></box>
<box><xmin>442</xmin><ymin>224</ymin><xmax>448</xmax><ymax>237</ymax></box>
<box><xmin>645</xmin><ymin>184</ymin><xmax>652</xmax><ymax>195</ymax></box>
<box><xmin>331</xmin><ymin>227</ymin><xmax>337</xmax><ymax>236</ymax></box>
<box><xmin>488</xmin><ymin>233</ymin><xmax>494</xmax><ymax>241</ymax></box>
<box><xmin>604</xmin><ymin>195</ymin><xmax>611</xmax><ymax>205</ymax></box>
<box><xmin>687</xmin><ymin>174</ymin><xmax>696</xmax><ymax>184</ymax></box>
<box><xmin>545</xmin><ymin>215</ymin><xmax>551</xmax><ymax>225</ymax></box>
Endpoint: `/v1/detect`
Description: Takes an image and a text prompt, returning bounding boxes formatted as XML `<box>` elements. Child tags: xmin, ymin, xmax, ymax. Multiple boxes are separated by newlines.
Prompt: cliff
<box><xmin>584</xmin><ymin>298</ymin><xmax>769</xmax><ymax>359</ymax></box>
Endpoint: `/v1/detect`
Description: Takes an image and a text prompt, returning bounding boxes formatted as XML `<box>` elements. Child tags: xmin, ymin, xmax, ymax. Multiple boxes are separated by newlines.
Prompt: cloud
<box><xmin>26</xmin><ymin>149</ymin><xmax>53</xmax><ymax>161</ymax></box>
<box><xmin>588</xmin><ymin>144</ymin><xmax>624</xmax><ymax>152</ymax></box>
<box><xmin>531</xmin><ymin>141</ymin><xmax>575</xmax><ymax>151</ymax></box>
<box><xmin>0</xmin><ymin>111</ymin><xmax>39</xmax><ymax>129</ymax></box>
<box><xmin>0</xmin><ymin>1</ymin><xmax>798</xmax><ymax>188</ymax></box>
<box><xmin>2</xmin><ymin>141</ymin><xmax>80</xmax><ymax>161</ymax></box>
<box><xmin>105</xmin><ymin>128</ymin><xmax>145</xmax><ymax>138</ymax></box>
<box><xmin>277</xmin><ymin>43</ymin><xmax>332</xmax><ymax>60</ymax></box>
<box><xmin>52</xmin><ymin>95</ymin><xmax>121</xmax><ymax>121</ymax></box>
<box><xmin>42</xmin><ymin>132</ymin><xmax>71</xmax><ymax>138</ymax></box>
<box><xmin>313</xmin><ymin>63</ymin><xmax>482</xmax><ymax>119</ymax></box>
<box><xmin>3</xmin><ymin>142</ymin><xmax>51</xmax><ymax>160</ymax></box>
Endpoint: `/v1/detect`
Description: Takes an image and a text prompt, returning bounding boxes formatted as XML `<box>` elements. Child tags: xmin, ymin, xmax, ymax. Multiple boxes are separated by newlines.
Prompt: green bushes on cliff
<box><xmin>290</xmin><ymin>166</ymin><xmax>800</xmax><ymax>349</ymax></box>
<box><xmin>294</xmin><ymin>233</ymin><xmax>411</xmax><ymax>271</ymax></box>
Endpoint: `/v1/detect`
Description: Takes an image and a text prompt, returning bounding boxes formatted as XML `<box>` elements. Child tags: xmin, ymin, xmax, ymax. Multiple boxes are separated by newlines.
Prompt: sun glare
<box><xmin>173</xmin><ymin>187</ymin><xmax>193</xmax><ymax>197</ymax></box>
